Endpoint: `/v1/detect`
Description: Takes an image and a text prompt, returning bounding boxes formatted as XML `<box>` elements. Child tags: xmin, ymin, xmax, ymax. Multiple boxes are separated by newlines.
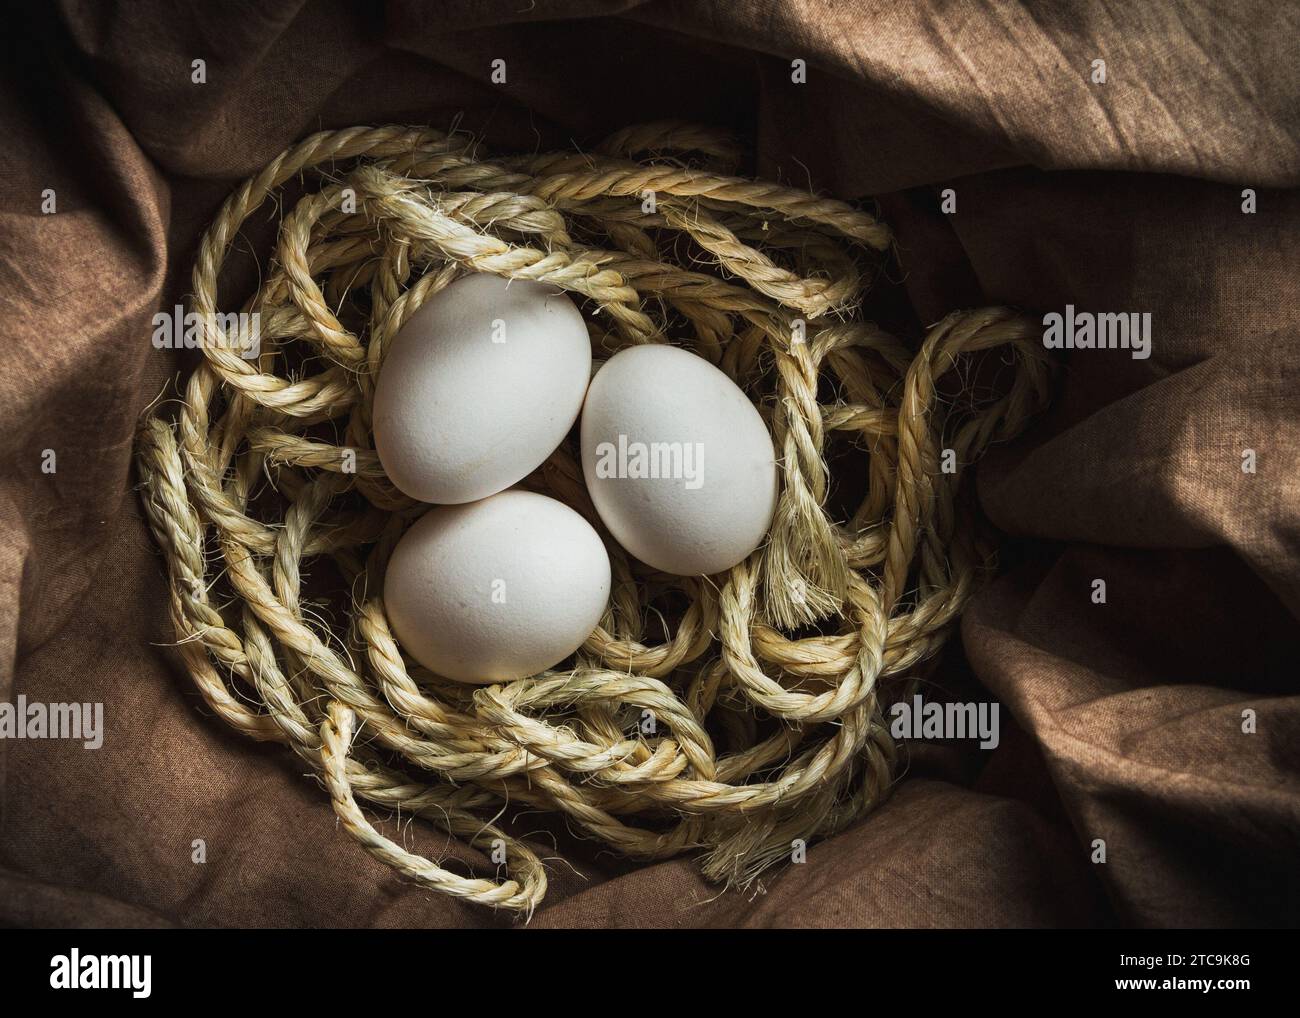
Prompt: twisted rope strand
<box><xmin>135</xmin><ymin>122</ymin><xmax>1051</xmax><ymax>916</ymax></box>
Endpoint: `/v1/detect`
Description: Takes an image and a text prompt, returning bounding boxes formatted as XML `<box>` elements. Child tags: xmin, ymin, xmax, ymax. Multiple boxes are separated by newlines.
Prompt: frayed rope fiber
<box><xmin>135</xmin><ymin>121</ymin><xmax>1052</xmax><ymax>916</ymax></box>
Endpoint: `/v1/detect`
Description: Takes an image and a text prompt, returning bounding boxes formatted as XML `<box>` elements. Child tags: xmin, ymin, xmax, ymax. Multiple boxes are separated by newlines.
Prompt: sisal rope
<box><xmin>134</xmin><ymin>121</ymin><xmax>1052</xmax><ymax>917</ymax></box>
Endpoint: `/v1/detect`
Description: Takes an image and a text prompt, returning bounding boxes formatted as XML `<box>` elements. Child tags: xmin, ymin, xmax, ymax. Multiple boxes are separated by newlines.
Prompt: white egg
<box><xmin>372</xmin><ymin>273</ymin><xmax>591</xmax><ymax>504</ymax></box>
<box><xmin>384</xmin><ymin>490</ymin><xmax>611</xmax><ymax>683</ymax></box>
<box><xmin>580</xmin><ymin>344</ymin><xmax>778</xmax><ymax>576</ymax></box>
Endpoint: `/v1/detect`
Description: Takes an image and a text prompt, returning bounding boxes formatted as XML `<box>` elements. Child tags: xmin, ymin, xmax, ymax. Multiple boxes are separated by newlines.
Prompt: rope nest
<box><xmin>135</xmin><ymin>121</ymin><xmax>1053</xmax><ymax>917</ymax></box>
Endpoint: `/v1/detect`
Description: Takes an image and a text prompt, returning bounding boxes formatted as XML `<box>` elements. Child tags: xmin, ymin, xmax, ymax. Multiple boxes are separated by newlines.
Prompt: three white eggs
<box><xmin>373</xmin><ymin>273</ymin><xmax>777</xmax><ymax>684</ymax></box>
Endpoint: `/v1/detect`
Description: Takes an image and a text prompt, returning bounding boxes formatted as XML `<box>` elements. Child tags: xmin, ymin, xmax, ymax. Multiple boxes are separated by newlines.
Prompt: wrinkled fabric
<box><xmin>1</xmin><ymin>0</ymin><xmax>1296</xmax><ymax>928</ymax></box>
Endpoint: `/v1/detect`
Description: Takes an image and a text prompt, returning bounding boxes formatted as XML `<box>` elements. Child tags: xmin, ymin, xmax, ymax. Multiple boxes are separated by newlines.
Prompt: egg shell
<box><xmin>372</xmin><ymin>273</ymin><xmax>591</xmax><ymax>504</ymax></box>
<box><xmin>384</xmin><ymin>490</ymin><xmax>611</xmax><ymax>684</ymax></box>
<box><xmin>580</xmin><ymin>344</ymin><xmax>778</xmax><ymax>576</ymax></box>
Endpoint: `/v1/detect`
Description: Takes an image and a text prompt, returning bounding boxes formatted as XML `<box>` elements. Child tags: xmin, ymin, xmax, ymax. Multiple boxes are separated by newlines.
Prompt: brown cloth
<box><xmin>2</xmin><ymin>0</ymin><xmax>1297</xmax><ymax>928</ymax></box>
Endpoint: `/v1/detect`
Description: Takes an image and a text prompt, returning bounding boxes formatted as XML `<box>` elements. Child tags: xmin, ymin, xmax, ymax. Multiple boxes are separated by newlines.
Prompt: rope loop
<box><xmin>136</xmin><ymin>122</ymin><xmax>1052</xmax><ymax>915</ymax></box>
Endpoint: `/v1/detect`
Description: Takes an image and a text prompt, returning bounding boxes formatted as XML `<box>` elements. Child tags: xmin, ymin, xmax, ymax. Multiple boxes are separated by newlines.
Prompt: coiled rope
<box><xmin>135</xmin><ymin>121</ymin><xmax>1052</xmax><ymax>917</ymax></box>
